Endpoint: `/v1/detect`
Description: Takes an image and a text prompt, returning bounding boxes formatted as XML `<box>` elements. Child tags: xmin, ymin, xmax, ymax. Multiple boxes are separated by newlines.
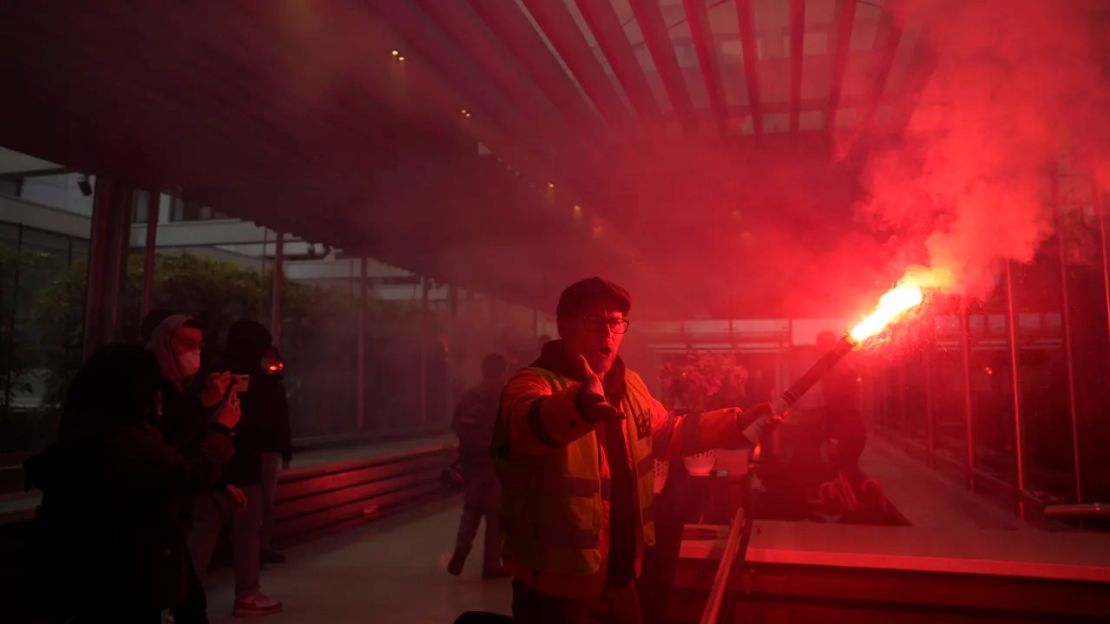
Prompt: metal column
<box><xmin>271</xmin><ymin>233</ymin><xmax>284</xmax><ymax>347</ymax></box>
<box><xmin>420</xmin><ymin>276</ymin><xmax>429</xmax><ymax>429</ymax></box>
<box><xmin>356</xmin><ymin>257</ymin><xmax>367</xmax><ymax>433</ymax></box>
<box><xmin>140</xmin><ymin>191</ymin><xmax>159</xmax><ymax>319</ymax></box>
<box><xmin>1004</xmin><ymin>260</ymin><xmax>1027</xmax><ymax>519</ymax></box>
<box><xmin>82</xmin><ymin>179</ymin><xmax>131</xmax><ymax>360</ymax></box>
<box><xmin>896</xmin><ymin>362</ymin><xmax>906</xmax><ymax>433</ymax></box>
<box><xmin>960</xmin><ymin>296</ymin><xmax>977</xmax><ymax>492</ymax></box>
<box><xmin>2</xmin><ymin>224</ymin><xmax>24</xmax><ymax>422</ymax></box>
<box><xmin>924</xmin><ymin>343</ymin><xmax>935</xmax><ymax>465</ymax></box>
<box><xmin>1095</xmin><ymin>173</ymin><xmax>1110</xmax><ymax>346</ymax></box>
<box><xmin>1052</xmin><ymin>171</ymin><xmax>1083</xmax><ymax>504</ymax></box>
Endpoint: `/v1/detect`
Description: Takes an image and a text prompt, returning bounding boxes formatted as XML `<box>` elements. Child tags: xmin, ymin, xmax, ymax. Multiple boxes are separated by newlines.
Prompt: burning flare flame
<box><xmin>848</xmin><ymin>283</ymin><xmax>925</xmax><ymax>343</ymax></box>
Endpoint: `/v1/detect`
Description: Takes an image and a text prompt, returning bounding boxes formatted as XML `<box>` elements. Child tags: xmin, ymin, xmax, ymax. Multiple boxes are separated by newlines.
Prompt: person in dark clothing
<box><xmin>145</xmin><ymin>312</ymin><xmax>231</xmax><ymax>624</ymax></box>
<box><xmin>495</xmin><ymin>277</ymin><xmax>780</xmax><ymax>623</ymax></box>
<box><xmin>258</xmin><ymin>345</ymin><xmax>293</xmax><ymax>564</ymax></box>
<box><xmin>23</xmin><ymin>344</ymin><xmax>237</xmax><ymax>623</ymax></box>
<box><xmin>189</xmin><ymin>320</ymin><xmax>284</xmax><ymax>618</ymax></box>
<box><xmin>816</xmin><ymin>331</ymin><xmax>867</xmax><ymax>478</ymax></box>
<box><xmin>447</xmin><ymin>353</ymin><xmax>510</xmax><ymax>579</ymax></box>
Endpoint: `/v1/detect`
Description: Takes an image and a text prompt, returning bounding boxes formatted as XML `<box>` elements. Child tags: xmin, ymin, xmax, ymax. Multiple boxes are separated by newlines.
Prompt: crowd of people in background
<box><xmin>23</xmin><ymin>309</ymin><xmax>292</xmax><ymax>622</ymax></box>
<box><xmin>18</xmin><ymin>291</ymin><xmax>879</xmax><ymax>623</ymax></box>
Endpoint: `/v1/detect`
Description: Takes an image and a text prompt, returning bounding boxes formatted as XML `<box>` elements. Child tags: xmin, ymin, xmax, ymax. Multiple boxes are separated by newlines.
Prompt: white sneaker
<box><xmin>233</xmin><ymin>590</ymin><xmax>283</xmax><ymax>617</ymax></box>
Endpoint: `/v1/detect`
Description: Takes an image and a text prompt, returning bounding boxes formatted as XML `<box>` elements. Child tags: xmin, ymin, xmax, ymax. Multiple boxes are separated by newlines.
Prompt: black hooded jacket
<box><xmin>214</xmin><ymin>320</ymin><xmax>292</xmax><ymax>486</ymax></box>
<box><xmin>23</xmin><ymin>345</ymin><xmax>233</xmax><ymax>616</ymax></box>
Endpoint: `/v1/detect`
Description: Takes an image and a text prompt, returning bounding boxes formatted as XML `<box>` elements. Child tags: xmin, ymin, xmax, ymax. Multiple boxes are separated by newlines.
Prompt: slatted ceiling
<box><xmin>610</xmin><ymin>1</ymin><xmax>676</xmax><ymax>116</ymax></box>
<box><xmin>469</xmin><ymin>0</ymin><xmax>604</xmax><ymax>134</ymax></box>
<box><xmin>561</xmin><ymin>0</ymin><xmax>641</xmax><ymax>117</ymax></box>
<box><xmin>849</xmin><ymin>1</ymin><xmax>883</xmax><ymax>50</ymax></box>
<box><xmin>751</xmin><ymin>0</ymin><xmax>790</xmax><ymax>109</ymax></box>
<box><xmin>838</xmin><ymin>11</ymin><xmax>886</xmax><ymax>112</ymax></box>
<box><xmin>364</xmin><ymin>1</ymin><xmax>563</xmax><ymax>168</ymax></box>
<box><xmin>630</xmin><ymin>0</ymin><xmax>698</xmax><ymax>129</ymax></box>
<box><xmin>881</xmin><ymin>26</ymin><xmax>926</xmax><ymax>106</ymax></box>
<box><xmin>732</xmin><ymin>0</ymin><xmax>762</xmax><ymax>136</ymax></box>
<box><xmin>789</xmin><ymin>0</ymin><xmax>806</xmax><ymax>133</ymax></box>
<box><xmin>0</xmin><ymin>0</ymin><xmax>947</xmax><ymax>316</ymax></box>
<box><xmin>683</xmin><ymin>0</ymin><xmax>727</xmax><ymax>133</ymax></box>
<box><xmin>516</xmin><ymin>0</ymin><xmax>630</xmax><ymax>130</ymax></box>
<box><xmin>411</xmin><ymin>0</ymin><xmax>591</xmax><ymax>171</ymax></box>
<box><xmin>806</xmin><ymin>0</ymin><xmax>838</xmax><ymax>25</ymax></box>
<box><xmin>667</xmin><ymin>11</ymin><xmax>717</xmax><ymax>118</ymax></box>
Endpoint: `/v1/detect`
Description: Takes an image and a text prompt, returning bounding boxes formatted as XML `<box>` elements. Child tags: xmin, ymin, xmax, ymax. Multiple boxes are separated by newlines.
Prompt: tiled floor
<box><xmin>194</xmin><ymin>434</ymin><xmax>1032</xmax><ymax>623</ymax></box>
<box><xmin>861</xmin><ymin>437</ymin><xmax>1025</xmax><ymax>530</ymax></box>
<box><xmin>205</xmin><ymin>496</ymin><xmax>511</xmax><ymax>623</ymax></box>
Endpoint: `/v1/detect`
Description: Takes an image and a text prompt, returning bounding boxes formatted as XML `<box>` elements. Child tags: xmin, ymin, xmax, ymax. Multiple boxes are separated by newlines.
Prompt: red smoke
<box><xmin>858</xmin><ymin>0</ymin><xmax>1110</xmax><ymax>299</ymax></box>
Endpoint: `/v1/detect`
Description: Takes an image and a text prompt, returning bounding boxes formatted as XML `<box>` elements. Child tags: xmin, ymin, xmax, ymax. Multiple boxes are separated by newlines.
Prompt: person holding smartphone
<box><xmin>24</xmin><ymin>344</ymin><xmax>239</xmax><ymax>622</ymax></box>
<box><xmin>143</xmin><ymin>311</ymin><xmax>237</xmax><ymax>624</ymax></box>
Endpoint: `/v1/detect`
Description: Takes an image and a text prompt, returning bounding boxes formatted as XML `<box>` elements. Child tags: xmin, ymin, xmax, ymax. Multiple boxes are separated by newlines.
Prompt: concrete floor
<box><xmin>204</xmin><ymin>496</ymin><xmax>511</xmax><ymax>623</ymax></box>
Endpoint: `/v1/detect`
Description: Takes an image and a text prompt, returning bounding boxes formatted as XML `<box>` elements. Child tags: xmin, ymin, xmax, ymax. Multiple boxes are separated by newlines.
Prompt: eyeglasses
<box><xmin>580</xmin><ymin>316</ymin><xmax>630</xmax><ymax>335</ymax></box>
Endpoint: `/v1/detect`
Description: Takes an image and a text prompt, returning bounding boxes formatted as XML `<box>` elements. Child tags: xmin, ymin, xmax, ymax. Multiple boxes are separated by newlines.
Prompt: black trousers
<box><xmin>512</xmin><ymin>580</ymin><xmax>642</xmax><ymax>624</ymax></box>
<box><xmin>454</xmin><ymin>468</ymin><xmax>501</xmax><ymax>572</ymax></box>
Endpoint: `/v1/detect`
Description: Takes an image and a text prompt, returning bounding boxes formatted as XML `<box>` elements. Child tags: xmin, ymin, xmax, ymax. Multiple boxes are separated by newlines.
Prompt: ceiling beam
<box><xmin>789</xmin><ymin>0</ymin><xmax>805</xmax><ymax>136</ymax></box>
<box><xmin>825</xmin><ymin>0</ymin><xmax>859</xmax><ymax>136</ymax></box>
<box><xmin>519</xmin><ymin>0</ymin><xmax>633</xmax><ymax>131</ymax></box>
<box><xmin>682</xmin><ymin>0</ymin><xmax>728</xmax><ymax>135</ymax></box>
<box><xmin>572</xmin><ymin>0</ymin><xmax>661</xmax><ymax>121</ymax></box>
<box><xmin>735</xmin><ymin>0</ymin><xmax>764</xmax><ymax>139</ymax></box>
<box><xmin>467</xmin><ymin>0</ymin><xmax>605</xmax><ymax>136</ymax></box>
<box><xmin>853</xmin><ymin>1</ymin><xmax>905</xmax><ymax>139</ymax></box>
<box><xmin>628</xmin><ymin>0</ymin><xmax>698</xmax><ymax>134</ymax></box>
<box><xmin>886</xmin><ymin>43</ymin><xmax>938</xmax><ymax>134</ymax></box>
<box><xmin>319</xmin><ymin>3</ymin><xmax>583</xmax><ymax>210</ymax></box>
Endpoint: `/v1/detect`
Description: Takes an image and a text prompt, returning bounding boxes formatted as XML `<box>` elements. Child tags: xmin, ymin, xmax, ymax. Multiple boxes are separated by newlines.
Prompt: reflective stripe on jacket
<box><xmin>493</xmin><ymin>364</ymin><xmax>755</xmax><ymax>597</ymax></box>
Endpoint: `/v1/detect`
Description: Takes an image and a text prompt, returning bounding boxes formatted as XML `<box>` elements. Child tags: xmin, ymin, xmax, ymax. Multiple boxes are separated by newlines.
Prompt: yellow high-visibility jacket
<box><xmin>492</xmin><ymin>362</ymin><xmax>759</xmax><ymax>598</ymax></box>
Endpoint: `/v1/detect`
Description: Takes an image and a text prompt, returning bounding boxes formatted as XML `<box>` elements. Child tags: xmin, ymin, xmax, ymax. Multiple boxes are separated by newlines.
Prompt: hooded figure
<box><xmin>187</xmin><ymin>320</ymin><xmax>286</xmax><ymax>617</ymax></box>
<box><xmin>23</xmin><ymin>344</ymin><xmax>235</xmax><ymax>621</ymax></box>
<box><xmin>148</xmin><ymin>314</ymin><xmax>204</xmax><ymax>390</ymax></box>
<box><xmin>217</xmin><ymin>319</ymin><xmax>283</xmax><ymax>487</ymax></box>
<box><xmin>144</xmin><ymin>313</ymin><xmax>222</xmax><ymax>454</ymax></box>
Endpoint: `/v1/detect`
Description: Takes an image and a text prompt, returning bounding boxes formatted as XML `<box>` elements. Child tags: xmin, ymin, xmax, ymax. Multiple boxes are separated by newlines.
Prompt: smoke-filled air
<box><xmin>859</xmin><ymin>0</ymin><xmax>1110</xmax><ymax>301</ymax></box>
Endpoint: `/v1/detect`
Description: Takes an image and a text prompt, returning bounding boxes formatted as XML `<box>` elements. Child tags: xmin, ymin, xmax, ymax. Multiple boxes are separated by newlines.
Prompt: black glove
<box><xmin>576</xmin><ymin>387</ymin><xmax>623</xmax><ymax>424</ymax></box>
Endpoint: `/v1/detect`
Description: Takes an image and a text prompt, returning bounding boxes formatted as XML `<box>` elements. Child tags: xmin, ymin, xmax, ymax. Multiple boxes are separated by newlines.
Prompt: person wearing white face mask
<box><xmin>146</xmin><ymin>313</ymin><xmax>238</xmax><ymax>624</ymax></box>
